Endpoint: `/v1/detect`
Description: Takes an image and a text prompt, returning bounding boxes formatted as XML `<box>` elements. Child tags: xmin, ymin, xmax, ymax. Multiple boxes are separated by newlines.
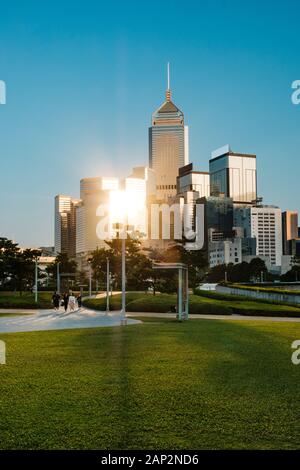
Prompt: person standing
<box><xmin>77</xmin><ymin>294</ymin><xmax>82</xmax><ymax>309</ymax></box>
<box><xmin>68</xmin><ymin>292</ymin><xmax>76</xmax><ymax>312</ymax></box>
<box><xmin>63</xmin><ymin>292</ymin><xmax>69</xmax><ymax>313</ymax></box>
<box><xmin>52</xmin><ymin>292</ymin><xmax>60</xmax><ymax>311</ymax></box>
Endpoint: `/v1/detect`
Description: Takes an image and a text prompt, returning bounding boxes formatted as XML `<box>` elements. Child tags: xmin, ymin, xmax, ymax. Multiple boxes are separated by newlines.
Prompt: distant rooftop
<box><xmin>210</xmin><ymin>144</ymin><xmax>256</xmax><ymax>161</ymax></box>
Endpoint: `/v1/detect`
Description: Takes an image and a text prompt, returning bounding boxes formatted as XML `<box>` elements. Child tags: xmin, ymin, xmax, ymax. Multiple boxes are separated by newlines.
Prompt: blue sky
<box><xmin>0</xmin><ymin>0</ymin><xmax>300</xmax><ymax>246</ymax></box>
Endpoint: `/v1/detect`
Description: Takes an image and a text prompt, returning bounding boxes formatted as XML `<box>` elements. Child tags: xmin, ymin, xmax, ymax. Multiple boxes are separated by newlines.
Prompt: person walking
<box><xmin>63</xmin><ymin>292</ymin><xmax>69</xmax><ymax>313</ymax></box>
<box><xmin>68</xmin><ymin>292</ymin><xmax>76</xmax><ymax>312</ymax></box>
<box><xmin>77</xmin><ymin>294</ymin><xmax>82</xmax><ymax>309</ymax></box>
<box><xmin>52</xmin><ymin>292</ymin><xmax>60</xmax><ymax>311</ymax></box>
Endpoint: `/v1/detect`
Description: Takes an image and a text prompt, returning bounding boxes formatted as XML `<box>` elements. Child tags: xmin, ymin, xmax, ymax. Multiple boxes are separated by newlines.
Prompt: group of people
<box><xmin>51</xmin><ymin>291</ymin><xmax>82</xmax><ymax>312</ymax></box>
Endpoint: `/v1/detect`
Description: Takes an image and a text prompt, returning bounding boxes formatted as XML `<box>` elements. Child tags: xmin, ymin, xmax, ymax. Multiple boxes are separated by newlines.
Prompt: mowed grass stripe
<box><xmin>0</xmin><ymin>319</ymin><xmax>300</xmax><ymax>449</ymax></box>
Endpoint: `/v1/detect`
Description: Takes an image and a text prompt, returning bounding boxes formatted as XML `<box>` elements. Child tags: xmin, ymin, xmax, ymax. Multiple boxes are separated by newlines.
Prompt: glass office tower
<box><xmin>209</xmin><ymin>145</ymin><xmax>257</xmax><ymax>204</ymax></box>
<box><xmin>149</xmin><ymin>75</ymin><xmax>189</xmax><ymax>201</ymax></box>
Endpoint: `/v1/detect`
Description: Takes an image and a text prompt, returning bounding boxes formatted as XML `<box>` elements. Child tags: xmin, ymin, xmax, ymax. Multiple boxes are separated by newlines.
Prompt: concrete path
<box><xmin>0</xmin><ymin>308</ymin><xmax>140</xmax><ymax>333</ymax></box>
<box><xmin>0</xmin><ymin>309</ymin><xmax>38</xmax><ymax>314</ymax></box>
<box><xmin>127</xmin><ymin>312</ymin><xmax>300</xmax><ymax>323</ymax></box>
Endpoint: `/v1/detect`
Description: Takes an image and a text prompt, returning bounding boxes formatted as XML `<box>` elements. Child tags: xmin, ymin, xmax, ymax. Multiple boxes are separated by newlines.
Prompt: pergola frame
<box><xmin>152</xmin><ymin>262</ymin><xmax>189</xmax><ymax>321</ymax></box>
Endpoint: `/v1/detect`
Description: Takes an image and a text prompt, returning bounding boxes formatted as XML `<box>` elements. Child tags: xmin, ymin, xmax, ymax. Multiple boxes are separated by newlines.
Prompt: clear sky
<box><xmin>0</xmin><ymin>0</ymin><xmax>300</xmax><ymax>247</ymax></box>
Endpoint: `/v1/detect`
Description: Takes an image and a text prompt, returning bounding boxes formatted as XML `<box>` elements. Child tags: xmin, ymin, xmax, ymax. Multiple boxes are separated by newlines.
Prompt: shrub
<box><xmin>189</xmin><ymin>302</ymin><xmax>232</xmax><ymax>315</ymax></box>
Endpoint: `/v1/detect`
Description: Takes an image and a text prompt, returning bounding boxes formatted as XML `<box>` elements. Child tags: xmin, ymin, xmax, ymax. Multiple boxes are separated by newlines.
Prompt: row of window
<box><xmin>157</xmin><ymin>185</ymin><xmax>177</xmax><ymax>190</ymax></box>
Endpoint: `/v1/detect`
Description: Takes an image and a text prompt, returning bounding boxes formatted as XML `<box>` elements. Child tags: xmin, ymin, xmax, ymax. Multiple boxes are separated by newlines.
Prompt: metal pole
<box><xmin>57</xmin><ymin>262</ymin><xmax>60</xmax><ymax>294</ymax></box>
<box><xmin>178</xmin><ymin>267</ymin><xmax>183</xmax><ymax>321</ymax></box>
<box><xmin>185</xmin><ymin>268</ymin><xmax>189</xmax><ymax>320</ymax></box>
<box><xmin>106</xmin><ymin>257</ymin><xmax>110</xmax><ymax>312</ymax></box>
<box><xmin>121</xmin><ymin>237</ymin><xmax>126</xmax><ymax>324</ymax></box>
<box><xmin>89</xmin><ymin>264</ymin><xmax>92</xmax><ymax>297</ymax></box>
<box><xmin>35</xmin><ymin>259</ymin><xmax>38</xmax><ymax>303</ymax></box>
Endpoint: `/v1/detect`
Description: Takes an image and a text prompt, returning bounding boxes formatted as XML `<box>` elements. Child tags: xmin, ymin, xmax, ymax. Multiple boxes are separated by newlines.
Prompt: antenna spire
<box><xmin>166</xmin><ymin>62</ymin><xmax>171</xmax><ymax>101</ymax></box>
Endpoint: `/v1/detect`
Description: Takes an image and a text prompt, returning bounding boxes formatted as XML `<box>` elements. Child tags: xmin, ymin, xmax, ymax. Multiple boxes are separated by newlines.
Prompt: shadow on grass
<box><xmin>170</xmin><ymin>319</ymin><xmax>300</xmax><ymax>449</ymax></box>
<box><xmin>1</xmin><ymin>319</ymin><xmax>300</xmax><ymax>450</ymax></box>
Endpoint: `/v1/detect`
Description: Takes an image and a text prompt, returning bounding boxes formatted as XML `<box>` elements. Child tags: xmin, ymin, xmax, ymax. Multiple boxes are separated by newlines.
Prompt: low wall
<box><xmin>216</xmin><ymin>285</ymin><xmax>300</xmax><ymax>305</ymax></box>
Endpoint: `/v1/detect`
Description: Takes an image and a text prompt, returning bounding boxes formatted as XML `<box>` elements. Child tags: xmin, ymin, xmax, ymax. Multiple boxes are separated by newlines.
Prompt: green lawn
<box><xmin>0</xmin><ymin>318</ymin><xmax>300</xmax><ymax>449</ymax></box>
<box><xmin>0</xmin><ymin>292</ymin><xmax>53</xmax><ymax>309</ymax></box>
<box><xmin>84</xmin><ymin>292</ymin><xmax>300</xmax><ymax>317</ymax></box>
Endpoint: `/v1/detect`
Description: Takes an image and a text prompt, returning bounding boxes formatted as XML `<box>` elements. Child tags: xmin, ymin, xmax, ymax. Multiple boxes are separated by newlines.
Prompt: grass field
<box><xmin>0</xmin><ymin>318</ymin><xmax>300</xmax><ymax>449</ymax></box>
<box><xmin>0</xmin><ymin>291</ymin><xmax>91</xmax><ymax>310</ymax></box>
<box><xmin>0</xmin><ymin>292</ymin><xmax>53</xmax><ymax>309</ymax></box>
<box><xmin>83</xmin><ymin>292</ymin><xmax>300</xmax><ymax>317</ymax></box>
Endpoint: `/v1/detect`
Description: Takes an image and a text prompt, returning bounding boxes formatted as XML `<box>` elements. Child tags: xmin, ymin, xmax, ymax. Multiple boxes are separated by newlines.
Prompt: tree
<box><xmin>206</xmin><ymin>263</ymin><xmax>227</xmax><ymax>283</ymax></box>
<box><xmin>248</xmin><ymin>257</ymin><xmax>267</xmax><ymax>282</ymax></box>
<box><xmin>46</xmin><ymin>253</ymin><xmax>77</xmax><ymax>290</ymax></box>
<box><xmin>228</xmin><ymin>262</ymin><xmax>250</xmax><ymax>283</ymax></box>
<box><xmin>0</xmin><ymin>238</ymin><xmax>19</xmax><ymax>287</ymax></box>
<box><xmin>89</xmin><ymin>247</ymin><xmax>112</xmax><ymax>289</ymax></box>
<box><xmin>0</xmin><ymin>238</ymin><xmax>41</xmax><ymax>294</ymax></box>
<box><xmin>161</xmin><ymin>243</ymin><xmax>208</xmax><ymax>288</ymax></box>
<box><xmin>9</xmin><ymin>248</ymin><xmax>41</xmax><ymax>294</ymax></box>
<box><xmin>89</xmin><ymin>238</ymin><xmax>153</xmax><ymax>292</ymax></box>
<box><xmin>281</xmin><ymin>255</ymin><xmax>300</xmax><ymax>282</ymax></box>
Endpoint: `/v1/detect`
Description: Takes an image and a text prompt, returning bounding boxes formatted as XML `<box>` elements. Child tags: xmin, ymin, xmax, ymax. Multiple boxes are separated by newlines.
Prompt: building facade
<box><xmin>235</xmin><ymin>205</ymin><xmax>282</xmax><ymax>266</ymax></box>
<box><xmin>149</xmin><ymin>81</ymin><xmax>188</xmax><ymax>201</ymax></box>
<box><xmin>76</xmin><ymin>176</ymin><xmax>119</xmax><ymax>257</ymax></box>
<box><xmin>54</xmin><ymin>195</ymin><xmax>80</xmax><ymax>257</ymax></box>
<box><xmin>209</xmin><ymin>238</ymin><xmax>242</xmax><ymax>268</ymax></box>
<box><xmin>209</xmin><ymin>145</ymin><xmax>257</xmax><ymax>204</ymax></box>
<box><xmin>198</xmin><ymin>195</ymin><xmax>234</xmax><ymax>247</ymax></box>
<box><xmin>282</xmin><ymin>211</ymin><xmax>299</xmax><ymax>255</ymax></box>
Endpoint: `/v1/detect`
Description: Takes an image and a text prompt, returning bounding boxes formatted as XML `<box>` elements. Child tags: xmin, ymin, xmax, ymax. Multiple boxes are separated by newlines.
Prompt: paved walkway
<box><xmin>127</xmin><ymin>312</ymin><xmax>300</xmax><ymax>323</ymax></box>
<box><xmin>0</xmin><ymin>309</ymin><xmax>38</xmax><ymax>314</ymax></box>
<box><xmin>0</xmin><ymin>308</ymin><xmax>140</xmax><ymax>333</ymax></box>
<box><xmin>0</xmin><ymin>307</ymin><xmax>300</xmax><ymax>334</ymax></box>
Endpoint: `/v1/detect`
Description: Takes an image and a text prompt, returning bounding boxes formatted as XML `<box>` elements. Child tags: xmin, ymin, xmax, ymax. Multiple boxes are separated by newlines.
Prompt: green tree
<box><xmin>248</xmin><ymin>257</ymin><xmax>267</xmax><ymax>282</ymax></box>
<box><xmin>0</xmin><ymin>238</ymin><xmax>41</xmax><ymax>294</ymax></box>
<box><xmin>162</xmin><ymin>243</ymin><xmax>208</xmax><ymax>288</ymax></box>
<box><xmin>47</xmin><ymin>253</ymin><xmax>77</xmax><ymax>290</ymax></box>
<box><xmin>89</xmin><ymin>238</ymin><xmax>153</xmax><ymax>292</ymax></box>
<box><xmin>281</xmin><ymin>255</ymin><xmax>300</xmax><ymax>282</ymax></box>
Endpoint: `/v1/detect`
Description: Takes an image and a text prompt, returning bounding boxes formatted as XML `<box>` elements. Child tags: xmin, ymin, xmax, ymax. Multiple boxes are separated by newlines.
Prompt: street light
<box><xmin>34</xmin><ymin>258</ymin><xmax>39</xmax><ymax>303</ymax></box>
<box><xmin>110</xmin><ymin>188</ymin><xmax>139</xmax><ymax>326</ymax></box>
<box><xmin>106</xmin><ymin>257</ymin><xmax>110</xmax><ymax>312</ymax></box>
<box><xmin>88</xmin><ymin>261</ymin><xmax>92</xmax><ymax>297</ymax></box>
<box><xmin>56</xmin><ymin>262</ymin><xmax>60</xmax><ymax>294</ymax></box>
<box><xmin>113</xmin><ymin>222</ymin><xmax>134</xmax><ymax>326</ymax></box>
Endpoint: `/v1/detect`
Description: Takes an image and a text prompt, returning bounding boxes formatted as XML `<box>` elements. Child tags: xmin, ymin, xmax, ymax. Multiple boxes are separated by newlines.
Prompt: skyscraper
<box><xmin>54</xmin><ymin>195</ymin><xmax>80</xmax><ymax>257</ymax></box>
<box><xmin>235</xmin><ymin>205</ymin><xmax>282</xmax><ymax>266</ymax></box>
<box><xmin>209</xmin><ymin>145</ymin><xmax>257</xmax><ymax>204</ymax></box>
<box><xmin>282</xmin><ymin>211</ymin><xmax>299</xmax><ymax>255</ymax></box>
<box><xmin>197</xmin><ymin>195</ymin><xmax>234</xmax><ymax>247</ymax></box>
<box><xmin>76</xmin><ymin>177</ymin><xmax>119</xmax><ymax>257</ymax></box>
<box><xmin>149</xmin><ymin>64</ymin><xmax>189</xmax><ymax>201</ymax></box>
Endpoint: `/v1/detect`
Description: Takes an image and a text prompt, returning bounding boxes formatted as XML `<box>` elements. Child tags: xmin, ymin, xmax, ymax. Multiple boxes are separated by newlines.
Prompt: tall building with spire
<box><xmin>149</xmin><ymin>64</ymin><xmax>189</xmax><ymax>201</ymax></box>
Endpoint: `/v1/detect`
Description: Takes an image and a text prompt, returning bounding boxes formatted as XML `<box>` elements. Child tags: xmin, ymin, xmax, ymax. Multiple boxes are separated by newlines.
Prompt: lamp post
<box><xmin>34</xmin><ymin>258</ymin><xmax>38</xmax><ymax>303</ymax></box>
<box><xmin>56</xmin><ymin>262</ymin><xmax>60</xmax><ymax>294</ymax></box>
<box><xmin>88</xmin><ymin>262</ymin><xmax>92</xmax><ymax>297</ymax></box>
<box><xmin>121</xmin><ymin>235</ymin><xmax>126</xmax><ymax>324</ymax></box>
<box><xmin>113</xmin><ymin>222</ymin><xmax>130</xmax><ymax>326</ymax></box>
<box><xmin>106</xmin><ymin>257</ymin><xmax>110</xmax><ymax>312</ymax></box>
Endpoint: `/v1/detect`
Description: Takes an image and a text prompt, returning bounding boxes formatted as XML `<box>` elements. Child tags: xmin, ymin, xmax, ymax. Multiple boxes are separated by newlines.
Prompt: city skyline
<box><xmin>1</xmin><ymin>0</ymin><xmax>300</xmax><ymax>246</ymax></box>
